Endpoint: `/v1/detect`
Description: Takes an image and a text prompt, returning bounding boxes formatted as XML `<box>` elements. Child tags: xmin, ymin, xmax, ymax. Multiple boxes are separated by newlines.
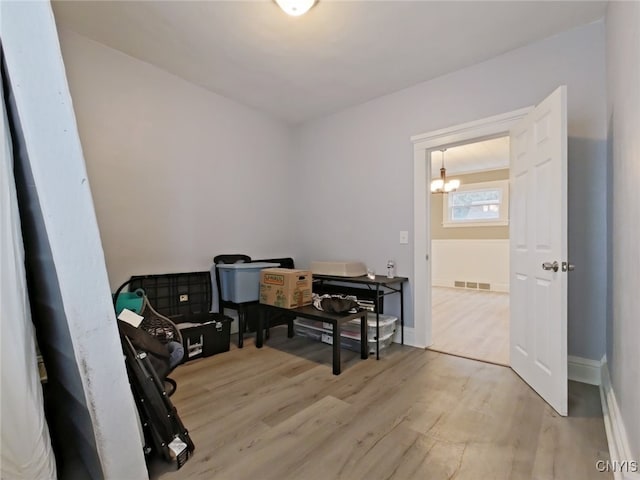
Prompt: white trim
<box><xmin>431</xmin><ymin>164</ymin><xmax>509</xmax><ymax>179</ymax></box>
<box><xmin>411</xmin><ymin>107</ymin><xmax>533</xmax><ymax>349</ymax></box>
<box><xmin>443</xmin><ymin>221</ymin><xmax>509</xmax><ymax>228</ymax></box>
<box><xmin>413</xmin><ymin>146</ymin><xmax>430</xmax><ymax>349</ymax></box>
<box><xmin>568</xmin><ymin>355</ymin><xmax>602</xmax><ymax>386</ymax></box>
<box><xmin>392</xmin><ymin>326</ymin><xmax>419</xmax><ymax>349</ymax></box>
<box><xmin>600</xmin><ymin>356</ymin><xmax>640</xmax><ymax>480</ymax></box>
<box><xmin>411</xmin><ymin>107</ymin><xmax>533</xmax><ymax>146</ymax></box>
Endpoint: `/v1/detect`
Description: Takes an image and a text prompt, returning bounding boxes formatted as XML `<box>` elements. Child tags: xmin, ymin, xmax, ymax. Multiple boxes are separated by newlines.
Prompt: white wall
<box><xmin>606</xmin><ymin>1</ymin><xmax>640</xmax><ymax>461</ymax></box>
<box><xmin>293</xmin><ymin>22</ymin><xmax>607</xmax><ymax>360</ymax></box>
<box><xmin>432</xmin><ymin>240</ymin><xmax>509</xmax><ymax>292</ymax></box>
<box><xmin>57</xmin><ymin>29</ymin><xmax>295</xmax><ymax>291</ymax></box>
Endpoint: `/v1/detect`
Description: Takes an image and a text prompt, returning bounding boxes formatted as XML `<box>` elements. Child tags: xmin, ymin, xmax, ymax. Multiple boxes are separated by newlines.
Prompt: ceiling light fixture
<box><xmin>274</xmin><ymin>0</ymin><xmax>317</xmax><ymax>17</ymax></box>
<box><xmin>431</xmin><ymin>149</ymin><xmax>460</xmax><ymax>194</ymax></box>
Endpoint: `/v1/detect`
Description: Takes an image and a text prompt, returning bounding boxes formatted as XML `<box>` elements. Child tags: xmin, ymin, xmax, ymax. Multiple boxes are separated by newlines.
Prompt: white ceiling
<box><xmin>430</xmin><ymin>136</ymin><xmax>509</xmax><ymax>177</ymax></box>
<box><xmin>52</xmin><ymin>1</ymin><xmax>606</xmax><ymax>125</ymax></box>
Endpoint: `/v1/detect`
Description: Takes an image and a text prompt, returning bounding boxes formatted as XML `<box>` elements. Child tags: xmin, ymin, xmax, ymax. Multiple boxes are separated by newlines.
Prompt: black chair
<box><xmin>213</xmin><ymin>254</ymin><xmax>252</xmax><ymax>348</ymax></box>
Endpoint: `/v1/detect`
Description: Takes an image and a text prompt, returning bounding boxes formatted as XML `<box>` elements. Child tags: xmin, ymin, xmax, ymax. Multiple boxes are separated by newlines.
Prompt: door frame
<box><xmin>411</xmin><ymin>107</ymin><xmax>533</xmax><ymax>348</ymax></box>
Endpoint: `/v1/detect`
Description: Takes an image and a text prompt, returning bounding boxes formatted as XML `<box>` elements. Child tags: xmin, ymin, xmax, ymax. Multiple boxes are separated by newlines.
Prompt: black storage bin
<box><xmin>129</xmin><ymin>272</ymin><xmax>232</xmax><ymax>361</ymax></box>
<box><xmin>174</xmin><ymin>314</ymin><xmax>231</xmax><ymax>361</ymax></box>
<box><xmin>129</xmin><ymin>272</ymin><xmax>212</xmax><ymax>317</ymax></box>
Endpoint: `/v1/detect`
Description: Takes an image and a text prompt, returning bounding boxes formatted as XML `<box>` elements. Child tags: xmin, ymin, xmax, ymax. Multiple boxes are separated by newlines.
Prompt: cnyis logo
<box><xmin>263</xmin><ymin>274</ymin><xmax>284</xmax><ymax>286</ymax></box>
<box><xmin>595</xmin><ymin>460</ymin><xmax>639</xmax><ymax>473</ymax></box>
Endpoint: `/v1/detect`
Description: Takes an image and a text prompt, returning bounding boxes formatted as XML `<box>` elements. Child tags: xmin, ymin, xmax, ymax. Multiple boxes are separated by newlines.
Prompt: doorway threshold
<box><xmin>426</xmin><ymin>347</ymin><xmax>509</xmax><ymax>368</ymax></box>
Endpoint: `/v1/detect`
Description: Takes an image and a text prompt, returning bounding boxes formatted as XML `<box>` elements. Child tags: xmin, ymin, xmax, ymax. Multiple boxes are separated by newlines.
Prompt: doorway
<box><xmin>412</xmin><ymin>86</ymin><xmax>569</xmax><ymax>416</ymax></box>
<box><xmin>427</xmin><ymin>137</ymin><xmax>510</xmax><ymax>366</ymax></box>
<box><xmin>411</xmin><ymin>107</ymin><xmax>532</xmax><ymax>350</ymax></box>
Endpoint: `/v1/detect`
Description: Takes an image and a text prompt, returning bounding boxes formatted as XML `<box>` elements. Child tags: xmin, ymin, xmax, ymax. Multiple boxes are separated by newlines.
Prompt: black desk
<box><xmin>256</xmin><ymin>304</ymin><xmax>368</xmax><ymax>375</ymax></box>
<box><xmin>313</xmin><ymin>274</ymin><xmax>408</xmax><ymax>359</ymax></box>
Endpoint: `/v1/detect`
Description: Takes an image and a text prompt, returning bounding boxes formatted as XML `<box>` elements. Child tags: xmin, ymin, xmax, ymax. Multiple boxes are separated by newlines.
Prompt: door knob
<box><xmin>542</xmin><ymin>261</ymin><xmax>559</xmax><ymax>272</ymax></box>
<box><xmin>562</xmin><ymin>261</ymin><xmax>575</xmax><ymax>272</ymax></box>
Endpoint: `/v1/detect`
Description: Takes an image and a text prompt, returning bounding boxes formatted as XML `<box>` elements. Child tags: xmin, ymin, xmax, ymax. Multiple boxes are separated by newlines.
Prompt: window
<box><xmin>443</xmin><ymin>179</ymin><xmax>509</xmax><ymax>227</ymax></box>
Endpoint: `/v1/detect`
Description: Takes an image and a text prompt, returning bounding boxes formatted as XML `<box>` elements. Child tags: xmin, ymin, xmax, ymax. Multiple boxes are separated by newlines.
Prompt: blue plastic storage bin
<box><xmin>217</xmin><ymin>262</ymin><xmax>279</xmax><ymax>303</ymax></box>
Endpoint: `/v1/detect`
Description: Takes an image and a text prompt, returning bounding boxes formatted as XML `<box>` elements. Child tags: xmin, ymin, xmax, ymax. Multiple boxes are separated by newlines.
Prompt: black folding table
<box><xmin>256</xmin><ymin>304</ymin><xmax>368</xmax><ymax>375</ymax></box>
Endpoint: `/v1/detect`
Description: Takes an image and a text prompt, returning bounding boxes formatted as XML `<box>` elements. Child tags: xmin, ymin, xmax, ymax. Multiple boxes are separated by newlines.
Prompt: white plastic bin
<box><xmin>296</xmin><ymin>314</ymin><xmax>398</xmax><ymax>341</ymax></box>
<box><xmin>294</xmin><ymin>320</ymin><xmax>395</xmax><ymax>354</ymax></box>
<box><xmin>343</xmin><ymin>313</ymin><xmax>398</xmax><ymax>340</ymax></box>
<box><xmin>218</xmin><ymin>262</ymin><xmax>279</xmax><ymax>303</ymax></box>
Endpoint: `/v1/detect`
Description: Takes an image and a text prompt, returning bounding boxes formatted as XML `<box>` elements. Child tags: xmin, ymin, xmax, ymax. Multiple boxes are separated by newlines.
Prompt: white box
<box><xmin>310</xmin><ymin>261</ymin><xmax>367</xmax><ymax>277</ymax></box>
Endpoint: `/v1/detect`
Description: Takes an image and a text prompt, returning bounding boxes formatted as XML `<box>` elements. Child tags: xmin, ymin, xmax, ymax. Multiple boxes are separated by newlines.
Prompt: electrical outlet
<box><xmin>179</xmin><ymin>294</ymin><xmax>189</xmax><ymax>302</ymax></box>
<box><xmin>399</xmin><ymin>230</ymin><xmax>409</xmax><ymax>244</ymax></box>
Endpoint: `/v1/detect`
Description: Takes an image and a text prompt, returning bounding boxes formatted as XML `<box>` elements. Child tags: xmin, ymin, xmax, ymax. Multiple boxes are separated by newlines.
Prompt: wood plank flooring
<box><xmin>148</xmin><ymin>328</ymin><xmax>610</xmax><ymax>480</ymax></box>
<box><xmin>431</xmin><ymin>286</ymin><xmax>510</xmax><ymax>366</ymax></box>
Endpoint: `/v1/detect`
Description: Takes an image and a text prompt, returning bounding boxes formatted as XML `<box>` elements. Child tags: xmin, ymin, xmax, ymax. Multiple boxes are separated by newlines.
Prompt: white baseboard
<box><xmin>568</xmin><ymin>355</ymin><xmax>602</xmax><ymax>386</ymax></box>
<box><xmin>393</xmin><ymin>326</ymin><xmax>418</xmax><ymax>348</ymax></box>
<box><xmin>600</xmin><ymin>357</ymin><xmax>640</xmax><ymax>480</ymax></box>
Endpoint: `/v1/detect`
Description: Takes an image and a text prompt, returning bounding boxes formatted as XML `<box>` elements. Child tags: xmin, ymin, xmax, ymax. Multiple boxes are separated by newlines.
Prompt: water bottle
<box><xmin>387</xmin><ymin>260</ymin><xmax>395</xmax><ymax>279</ymax></box>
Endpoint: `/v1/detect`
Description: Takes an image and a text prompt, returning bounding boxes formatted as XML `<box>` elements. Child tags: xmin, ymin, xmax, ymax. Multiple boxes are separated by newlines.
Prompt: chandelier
<box><xmin>430</xmin><ymin>149</ymin><xmax>460</xmax><ymax>194</ymax></box>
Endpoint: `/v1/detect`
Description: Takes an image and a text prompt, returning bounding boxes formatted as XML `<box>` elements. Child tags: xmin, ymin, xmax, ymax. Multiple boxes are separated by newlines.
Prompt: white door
<box><xmin>509</xmin><ymin>86</ymin><xmax>568</xmax><ymax>416</ymax></box>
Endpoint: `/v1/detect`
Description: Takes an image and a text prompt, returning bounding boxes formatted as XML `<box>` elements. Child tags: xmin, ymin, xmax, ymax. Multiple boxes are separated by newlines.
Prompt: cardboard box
<box><xmin>260</xmin><ymin>268</ymin><xmax>313</xmax><ymax>309</ymax></box>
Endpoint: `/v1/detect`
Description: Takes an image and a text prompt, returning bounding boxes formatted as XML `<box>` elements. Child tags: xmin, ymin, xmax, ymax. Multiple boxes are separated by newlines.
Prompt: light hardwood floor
<box><xmin>431</xmin><ymin>286</ymin><xmax>510</xmax><ymax>366</ymax></box>
<box><xmin>149</xmin><ymin>328</ymin><xmax>610</xmax><ymax>480</ymax></box>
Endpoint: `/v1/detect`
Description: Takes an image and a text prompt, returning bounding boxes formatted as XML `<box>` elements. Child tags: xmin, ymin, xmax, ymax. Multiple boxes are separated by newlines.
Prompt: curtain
<box><xmin>0</xmin><ymin>71</ymin><xmax>57</xmax><ymax>479</ymax></box>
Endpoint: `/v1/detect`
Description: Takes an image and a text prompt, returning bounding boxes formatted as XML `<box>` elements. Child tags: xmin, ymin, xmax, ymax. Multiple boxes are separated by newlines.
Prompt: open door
<box><xmin>509</xmin><ymin>86</ymin><xmax>568</xmax><ymax>416</ymax></box>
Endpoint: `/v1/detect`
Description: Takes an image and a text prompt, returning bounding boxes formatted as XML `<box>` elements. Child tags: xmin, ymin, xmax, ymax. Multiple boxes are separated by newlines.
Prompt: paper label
<box><xmin>118</xmin><ymin>308</ymin><xmax>143</xmax><ymax>328</ymax></box>
<box><xmin>168</xmin><ymin>437</ymin><xmax>187</xmax><ymax>457</ymax></box>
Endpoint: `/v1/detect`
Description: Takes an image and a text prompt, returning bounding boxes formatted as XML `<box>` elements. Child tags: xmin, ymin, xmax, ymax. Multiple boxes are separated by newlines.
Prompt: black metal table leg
<box><xmin>360</xmin><ymin>312</ymin><xmax>368</xmax><ymax>359</ymax></box>
<box><xmin>238</xmin><ymin>306</ymin><xmax>245</xmax><ymax>349</ymax></box>
<box><xmin>265</xmin><ymin>311</ymin><xmax>271</xmax><ymax>340</ymax></box>
<box><xmin>256</xmin><ymin>308</ymin><xmax>264</xmax><ymax>348</ymax></box>
<box><xmin>333</xmin><ymin>321</ymin><xmax>341</xmax><ymax>375</ymax></box>
<box><xmin>400</xmin><ymin>281</ymin><xmax>404</xmax><ymax>345</ymax></box>
<box><xmin>375</xmin><ymin>283</ymin><xmax>380</xmax><ymax>360</ymax></box>
<box><xmin>287</xmin><ymin>317</ymin><xmax>295</xmax><ymax>338</ymax></box>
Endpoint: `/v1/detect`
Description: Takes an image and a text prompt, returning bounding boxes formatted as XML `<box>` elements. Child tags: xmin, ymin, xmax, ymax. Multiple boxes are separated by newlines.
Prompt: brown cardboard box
<box><xmin>259</xmin><ymin>268</ymin><xmax>313</xmax><ymax>309</ymax></box>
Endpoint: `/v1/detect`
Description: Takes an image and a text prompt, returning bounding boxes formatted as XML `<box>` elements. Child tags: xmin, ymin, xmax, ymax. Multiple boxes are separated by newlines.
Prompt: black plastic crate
<box><xmin>129</xmin><ymin>272</ymin><xmax>212</xmax><ymax>317</ymax></box>
<box><xmin>175</xmin><ymin>313</ymin><xmax>231</xmax><ymax>361</ymax></box>
<box><xmin>129</xmin><ymin>272</ymin><xmax>231</xmax><ymax>361</ymax></box>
